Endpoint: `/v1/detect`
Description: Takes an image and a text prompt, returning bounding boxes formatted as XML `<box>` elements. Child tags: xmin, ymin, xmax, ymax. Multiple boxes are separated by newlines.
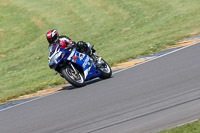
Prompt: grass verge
<box><xmin>158</xmin><ymin>119</ymin><xmax>200</xmax><ymax>133</ymax></box>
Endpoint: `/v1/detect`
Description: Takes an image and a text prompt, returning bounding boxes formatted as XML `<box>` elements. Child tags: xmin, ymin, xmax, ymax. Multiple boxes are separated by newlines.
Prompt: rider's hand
<box><xmin>65</xmin><ymin>42</ymin><xmax>74</xmax><ymax>49</ymax></box>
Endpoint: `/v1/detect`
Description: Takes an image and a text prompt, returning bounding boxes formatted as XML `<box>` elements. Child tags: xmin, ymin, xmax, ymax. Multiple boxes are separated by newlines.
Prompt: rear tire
<box><xmin>98</xmin><ymin>59</ymin><xmax>112</xmax><ymax>79</ymax></box>
<box><xmin>61</xmin><ymin>66</ymin><xmax>85</xmax><ymax>87</ymax></box>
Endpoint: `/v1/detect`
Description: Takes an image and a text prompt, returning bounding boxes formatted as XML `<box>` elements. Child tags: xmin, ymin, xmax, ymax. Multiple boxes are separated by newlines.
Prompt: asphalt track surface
<box><xmin>1</xmin><ymin>43</ymin><xmax>200</xmax><ymax>133</ymax></box>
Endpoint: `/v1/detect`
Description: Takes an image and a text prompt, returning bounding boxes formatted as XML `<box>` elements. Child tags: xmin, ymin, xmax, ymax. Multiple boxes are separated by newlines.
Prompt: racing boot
<box><xmin>89</xmin><ymin>51</ymin><xmax>104</xmax><ymax>68</ymax></box>
<box><xmin>83</xmin><ymin>43</ymin><xmax>103</xmax><ymax>67</ymax></box>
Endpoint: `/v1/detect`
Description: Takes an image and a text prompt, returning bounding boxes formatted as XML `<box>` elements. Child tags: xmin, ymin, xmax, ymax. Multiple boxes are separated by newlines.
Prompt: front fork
<box><xmin>69</xmin><ymin>62</ymin><xmax>78</xmax><ymax>75</ymax></box>
<box><xmin>55</xmin><ymin>62</ymin><xmax>77</xmax><ymax>77</ymax></box>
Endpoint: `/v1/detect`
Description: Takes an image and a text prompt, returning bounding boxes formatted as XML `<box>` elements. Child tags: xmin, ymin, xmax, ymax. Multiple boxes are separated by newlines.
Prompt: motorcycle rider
<box><xmin>46</xmin><ymin>29</ymin><xmax>96</xmax><ymax>61</ymax></box>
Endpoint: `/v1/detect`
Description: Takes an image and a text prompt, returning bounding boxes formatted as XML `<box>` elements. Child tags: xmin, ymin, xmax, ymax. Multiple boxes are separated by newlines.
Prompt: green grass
<box><xmin>158</xmin><ymin>119</ymin><xmax>200</xmax><ymax>133</ymax></box>
<box><xmin>1</xmin><ymin>0</ymin><xmax>200</xmax><ymax>103</ymax></box>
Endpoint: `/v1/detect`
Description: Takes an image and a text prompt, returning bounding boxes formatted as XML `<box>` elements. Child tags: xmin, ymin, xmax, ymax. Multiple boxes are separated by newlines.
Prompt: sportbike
<box><xmin>48</xmin><ymin>44</ymin><xmax>112</xmax><ymax>87</ymax></box>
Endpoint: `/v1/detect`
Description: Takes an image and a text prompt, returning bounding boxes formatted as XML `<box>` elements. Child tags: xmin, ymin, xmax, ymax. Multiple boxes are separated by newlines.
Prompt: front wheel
<box><xmin>98</xmin><ymin>59</ymin><xmax>112</xmax><ymax>79</ymax></box>
<box><xmin>61</xmin><ymin>65</ymin><xmax>85</xmax><ymax>87</ymax></box>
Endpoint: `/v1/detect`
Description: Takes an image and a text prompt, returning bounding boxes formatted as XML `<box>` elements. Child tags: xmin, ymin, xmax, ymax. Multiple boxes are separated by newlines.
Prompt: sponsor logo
<box><xmin>79</xmin><ymin>53</ymin><xmax>85</xmax><ymax>61</ymax></box>
<box><xmin>47</xmin><ymin>33</ymin><xmax>51</xmax><ymax>37</ymax></box>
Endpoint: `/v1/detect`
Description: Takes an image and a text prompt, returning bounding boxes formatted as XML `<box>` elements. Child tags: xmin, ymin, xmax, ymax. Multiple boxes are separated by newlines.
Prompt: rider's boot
<box><xmin>89</xmin><ymin>50</ymin><xmax>104</xmax><ymax>67</ymax></box>
<box><xmin>85</xmin><ymin>43</ymin><xmax>104</xmax><ymax>66</ymax></box>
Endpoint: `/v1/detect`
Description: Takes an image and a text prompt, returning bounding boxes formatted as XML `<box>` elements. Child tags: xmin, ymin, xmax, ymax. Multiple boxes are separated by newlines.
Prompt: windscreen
<box><xmin>48</xmin><ymin>44</ymin><xmax>59</xmax><ymax>57</ymax></box>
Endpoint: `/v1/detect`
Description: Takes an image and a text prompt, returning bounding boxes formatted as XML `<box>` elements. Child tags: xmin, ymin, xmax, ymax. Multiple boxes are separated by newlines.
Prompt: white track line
<box><xmin>0</xmin><ymin>91</ymin><xmax>60</xmax><ymax>112</ymax></box>
<box><xmin>0</xmin><ymin>41</ymin><xmax>200</xmax><ymax>112</ymax></box>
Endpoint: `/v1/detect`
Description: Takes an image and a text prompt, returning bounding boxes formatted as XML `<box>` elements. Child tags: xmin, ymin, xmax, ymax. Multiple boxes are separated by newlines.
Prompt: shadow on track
<box><xmin>59</xmin><ymin>78</ymin><xmax>104</xmax><ymax>91</ymax></box>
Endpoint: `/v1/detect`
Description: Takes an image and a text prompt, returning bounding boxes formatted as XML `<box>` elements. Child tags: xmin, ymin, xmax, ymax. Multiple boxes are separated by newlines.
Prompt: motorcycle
<box><xmin>48</xmin><ymin>44</ymin><xmax>112</xmax><ymax>87</ymax></box>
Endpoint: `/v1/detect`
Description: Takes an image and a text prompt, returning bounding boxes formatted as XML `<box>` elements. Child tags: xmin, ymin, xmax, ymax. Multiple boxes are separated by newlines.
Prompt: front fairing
<box><xmin>48</xmin><ymin>44</ymin><xmax>64</xmax><ymax>69</ymax></box>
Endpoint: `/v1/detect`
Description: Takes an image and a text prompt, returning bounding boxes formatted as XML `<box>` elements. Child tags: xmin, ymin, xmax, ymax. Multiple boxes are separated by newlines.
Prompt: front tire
<box><xmin>98</xmin><ymin>59</ymin><xmax>112</xmax><ymax>79</ymax></box>
<box><xmin>61</xmin><ymin>66</ymin><xmax>85</xmax><ymax>87</ymax></box>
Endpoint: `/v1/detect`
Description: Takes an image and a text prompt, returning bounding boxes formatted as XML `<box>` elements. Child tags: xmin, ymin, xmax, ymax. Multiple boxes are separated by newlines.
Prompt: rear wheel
<box><xmin>98</xmin><ymin>59</ymin><xmax>112</xmax><ymax>79</ymax></box>
<box><xmin>61</xmin><ymin>65</ymin><xmax>85</xmax><ymax>87</ymax></box>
